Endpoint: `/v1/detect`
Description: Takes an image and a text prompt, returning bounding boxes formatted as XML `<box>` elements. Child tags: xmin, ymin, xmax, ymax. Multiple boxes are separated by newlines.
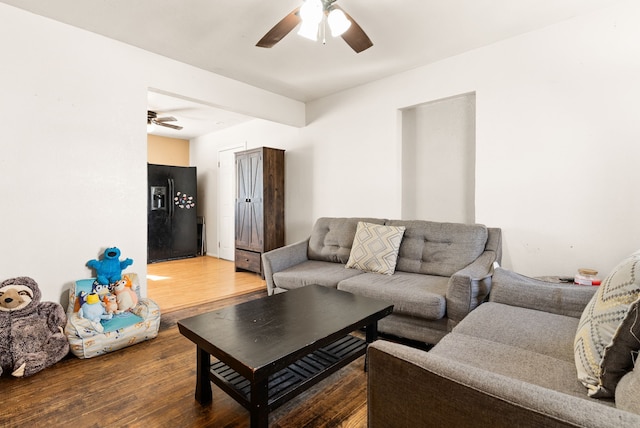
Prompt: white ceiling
<box><xmin>147</xmin><ymin>90</ymin><xmax>254</xmax><ymax>139</ymax></box>
<box><xmin>1</xmin><ymin>0</ymin><xmax>618</xmax><ymax>138</ymax></box>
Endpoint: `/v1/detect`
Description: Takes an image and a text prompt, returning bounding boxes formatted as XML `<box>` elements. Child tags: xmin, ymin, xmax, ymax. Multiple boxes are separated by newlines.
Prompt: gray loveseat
<box><xmin>262</xmin><ymin>217</ymin><xmax>502</xmax><ymax>344</ymax></box>
<box><xmin>367</xmin><ymin>268</ymin><xmax>640</xmax><ymax>427</ymax></box>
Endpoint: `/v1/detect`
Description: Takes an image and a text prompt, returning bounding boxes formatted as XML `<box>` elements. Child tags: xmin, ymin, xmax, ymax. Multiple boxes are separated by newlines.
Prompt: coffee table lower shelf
<box><xmin>210</xmin><ymin>334</ymin><xmax>366</xmax><ymax>412</ymax></box>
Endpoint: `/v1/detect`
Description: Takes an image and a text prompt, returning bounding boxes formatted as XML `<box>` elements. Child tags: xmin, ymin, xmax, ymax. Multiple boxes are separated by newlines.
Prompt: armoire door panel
<box><xmin>235</xmin><ymin>201</ymin><xmax>250</xmax><ymax>247</ymax></box>
<box><xmin>249</xmin><ymin>200</ymin><xmax>264</xmax><ymax>251</ymax></box>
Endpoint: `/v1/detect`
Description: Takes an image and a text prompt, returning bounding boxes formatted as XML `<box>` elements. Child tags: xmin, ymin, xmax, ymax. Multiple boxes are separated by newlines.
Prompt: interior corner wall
<box><xmin>0</xmin><ymin>3</ymin><xmax>304</xmax><ymax>305</ymax></box>
<box><xmin>400</xmin><ymin>108</ymin><xmax>417</xmax><ymax>219</ymax></box>
<box><xmin>192</xmin><ymin>1</ymin><xmax>640</xmax><ymax>279</ymax></box>
<box><xmin>147</xmin><ymin>134</ymin><xmax>190</xmax><ymax>166</ymax></box>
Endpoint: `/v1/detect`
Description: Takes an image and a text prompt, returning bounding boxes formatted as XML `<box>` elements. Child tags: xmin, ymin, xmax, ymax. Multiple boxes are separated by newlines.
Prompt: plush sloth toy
<box><xmin>0</xmin><ymin>277</ymin><xmax>69</xmax><ymax>377</ymax></box>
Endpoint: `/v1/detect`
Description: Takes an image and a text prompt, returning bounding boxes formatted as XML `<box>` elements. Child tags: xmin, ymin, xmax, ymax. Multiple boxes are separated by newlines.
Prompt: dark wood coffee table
<box><xmin>177</xmin><ymin>284</ymin><xmax>393</xmax><ymax>428</ymax></box>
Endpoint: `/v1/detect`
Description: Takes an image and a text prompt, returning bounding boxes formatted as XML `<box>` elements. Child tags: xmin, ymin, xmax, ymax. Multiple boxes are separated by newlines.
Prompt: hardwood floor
<box><xmin>147</xmin><ymin>256</ymin><xmax>266</xmax><ymax>313</ymax></box>
<box><xmin>1</xmin><ymin>256</ymin><xmax>368</xmax><ymax>427</ymax></box>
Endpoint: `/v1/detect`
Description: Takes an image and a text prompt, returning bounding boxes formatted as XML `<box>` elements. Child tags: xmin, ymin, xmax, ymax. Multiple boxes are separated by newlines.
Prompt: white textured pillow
<box><xmin>574</xmin><ymin>249</ymin><xmax>640</xmax><ymax>397</ymax></box>
<box><xmin>345</xmin><ymin>222</ymin><xmax>405</xmax><ymax>275</ymax></box>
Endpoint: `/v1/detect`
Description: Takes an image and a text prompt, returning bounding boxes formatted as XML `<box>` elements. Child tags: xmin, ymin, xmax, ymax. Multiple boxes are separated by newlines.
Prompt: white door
<box><xmin>217</xmin><ymin>146</ymin><xmax>244</xmax><ymax>260</ymax></box>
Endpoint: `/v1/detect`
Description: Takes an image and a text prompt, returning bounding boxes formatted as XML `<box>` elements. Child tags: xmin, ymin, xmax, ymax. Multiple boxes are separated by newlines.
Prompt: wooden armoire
<box><xmin>235</xmin><ymin>147</ymin><xmax>285</xmax><ymax>275</ymax></box>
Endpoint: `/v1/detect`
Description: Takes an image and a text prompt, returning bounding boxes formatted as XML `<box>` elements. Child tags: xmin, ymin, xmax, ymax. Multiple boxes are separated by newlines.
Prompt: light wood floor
<box><xmin>147</xmin><ymin>255</ymin><xmax>266</xmax><ymax>313</ymax></box>
<box><xmin>2</xmin><ymin>259</ymin><xmax>368</xmax><ymax>427</ymax></box>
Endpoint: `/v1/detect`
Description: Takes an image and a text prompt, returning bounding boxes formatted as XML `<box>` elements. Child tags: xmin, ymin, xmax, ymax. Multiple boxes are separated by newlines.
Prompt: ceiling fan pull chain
<box><xmin>322</xmin><ymin>16</ymin><xmax>327</xmax><ymax>45</ymax></box>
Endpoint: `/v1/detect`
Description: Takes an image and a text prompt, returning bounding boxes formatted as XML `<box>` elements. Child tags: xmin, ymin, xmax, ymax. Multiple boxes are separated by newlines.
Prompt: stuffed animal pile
<box><xmin>80</xmin><ymin>248</ymin><xmax>138</xmax><ymax>331</ymax></box>
<box><xmin>0</xmin><ymin>277</ymin><xmax>69</xmax><ymax>377</ymax></box>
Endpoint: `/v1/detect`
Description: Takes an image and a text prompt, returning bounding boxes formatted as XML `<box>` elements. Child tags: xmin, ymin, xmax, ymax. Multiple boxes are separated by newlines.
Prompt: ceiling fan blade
<box><xmin>256</xmin><ymin>7</ymin><xmax>301</xmax><ymax>48</ymax></box>
<box><xmin>155</xmin><ymin>116</ymin><xmax>178</xmax><ymax>122</ymax></box>
<box><xmin>335</xmin><ymin>5</ymin><xmax>373</xmax><ymax>53</ymax></box>
<box><xmin>154</xmin><ymin>120</ymin><xmax>183</xmax><ymax>130</ymax></box>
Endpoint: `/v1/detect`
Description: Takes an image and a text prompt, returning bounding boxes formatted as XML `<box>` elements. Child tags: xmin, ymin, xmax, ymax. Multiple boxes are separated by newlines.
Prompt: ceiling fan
<box><xmin>147</xmin><ymin>110</ymin><xmax>183</xmax><ymax>130</ymax></box>
<box><xmin>256</xmin><ymin>0</ymin><xmax>373</xmax><ymax>53</ymax></box>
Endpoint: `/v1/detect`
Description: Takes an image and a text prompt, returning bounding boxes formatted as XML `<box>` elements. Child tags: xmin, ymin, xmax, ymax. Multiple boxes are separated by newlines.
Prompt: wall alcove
<box><xmin>401</xmin><ymin>92</ymin><xmax>476</xmax><ymax>223</ymax></box>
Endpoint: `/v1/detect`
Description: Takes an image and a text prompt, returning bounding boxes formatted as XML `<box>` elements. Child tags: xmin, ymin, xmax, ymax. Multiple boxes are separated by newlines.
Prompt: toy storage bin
<box><xmin>64</xmin><ymin>273</ymin><xmax>161</xmax><ymax>359</ymax></box>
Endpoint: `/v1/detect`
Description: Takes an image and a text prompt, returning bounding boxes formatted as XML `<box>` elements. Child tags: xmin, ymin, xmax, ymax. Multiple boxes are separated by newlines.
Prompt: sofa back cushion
<box><xmin>386</xmin><ymin>220</ymin><xmax>488</xmax><ymax>276</ymax></box>
<box><xmin>308</xmin><ymin>217</ymin><xmax>386</xmax><ymax>263</ymax></box>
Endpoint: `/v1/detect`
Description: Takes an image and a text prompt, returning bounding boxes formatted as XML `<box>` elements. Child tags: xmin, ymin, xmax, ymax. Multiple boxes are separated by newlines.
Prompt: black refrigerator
<box><xmin>147</xmin><ymin>164</ymin><xmax>198</xmax><ymax>263</ymax></box>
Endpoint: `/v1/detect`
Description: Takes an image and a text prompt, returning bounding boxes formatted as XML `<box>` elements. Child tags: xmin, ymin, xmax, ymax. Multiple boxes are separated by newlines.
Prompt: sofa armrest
<box><xmin>262</xmin><ymin>238</ymin><xmax>310</xmax><ymax>295</ymax></box>
<box><xmin>487</xmin><ymin>226</ymin><xmax>503</xmax><ymax>265</ymax></box>
<box><xmin>368</xmin><ymin>340</ymin><xmax>640</xmax><ymax>428</ymax></box>
<box><xmin>489</xmin><ymin>268</ymin><xmax>597</xmax><ymax>318</ymax></box>
<box><xmin>445</xmin><ymin>250</ymin><xmax>497</xmax><ymax>327</ymax></box>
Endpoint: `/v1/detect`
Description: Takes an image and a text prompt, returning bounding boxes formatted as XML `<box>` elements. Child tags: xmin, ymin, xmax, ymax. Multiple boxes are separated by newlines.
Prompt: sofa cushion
<box><xmin>454</xmin><ymin>302</ymin><xmax>579</xmax><ymax>363</ymax></box>
<box><xmin>574</xmin><ymin>249</ymin><xmax>640</xmax><ymax>398</ymax></box>
<box><xmin>308</xmin><ymin>217</ymin><xmax>385</xmax><ymax>264</ymax></box>
<box><xmin>272</xmin><ymin>260</ymin><xmax>365</xmax><ymax>290</ymax></box>
<box><xmin>386</xmin><ymin>220</ymin><xmax>488</xmax><ymax>277</ymax></box>
<box><xmin>430</xmin><ymin>332</ymin><xmax>595</xmax><ymax>400</ymax></box>
<box><xmin>345</xmin><ymin>222</ymin><xmax>405</xmax><ymax>275</ymax></box>
<box><xmin>378</xmin><ymin>313</ymin><xmax>449</xmax><ymax>345</ymax></box>
<box><xmin>338</xmin><ymin>271</ymin><xmax>449</xmax><ymax>320</ymax></box>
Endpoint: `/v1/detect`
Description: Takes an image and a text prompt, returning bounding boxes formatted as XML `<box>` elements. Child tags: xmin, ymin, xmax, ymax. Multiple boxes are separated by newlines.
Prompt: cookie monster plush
<box><xmin>87</xmin><ymin>247</ymin><xmax>133</xmax><ymax>285</ymax></box>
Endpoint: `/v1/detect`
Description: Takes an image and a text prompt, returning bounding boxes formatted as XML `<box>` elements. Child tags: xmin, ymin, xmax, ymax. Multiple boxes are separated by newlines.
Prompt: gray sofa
<box><xmin>367</xmin><ymin>268</ymin><xmax>640</xmax><ymax>427</ymax></box>
<box><xmin>262</xmin><ymin>217</ymin><xmax>502</xmax><ymax>344</ymax></box>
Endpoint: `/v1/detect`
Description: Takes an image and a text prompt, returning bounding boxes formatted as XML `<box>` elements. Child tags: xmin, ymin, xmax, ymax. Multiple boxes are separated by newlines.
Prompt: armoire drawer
<box><xmin>235</xmin><ymin>249</ymin><xmax>261</xmax><ymax>274</ymax></box>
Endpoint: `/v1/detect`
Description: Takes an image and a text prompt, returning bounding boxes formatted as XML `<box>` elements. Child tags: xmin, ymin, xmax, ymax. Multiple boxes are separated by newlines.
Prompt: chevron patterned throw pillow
<box><xmin>345</xmin><ymin>222</ymin><xmax>406</xmax><ymax>275</ymax></box>
<box><xmin>574</xmin><ymin>249</ymin><xmax>640</xmax><ymax>398</ymax></box>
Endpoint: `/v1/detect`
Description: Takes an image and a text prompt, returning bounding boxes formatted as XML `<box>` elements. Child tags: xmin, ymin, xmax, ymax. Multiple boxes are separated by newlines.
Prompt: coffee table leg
<box><xmin>250</xmin><ymin>379</ymin><xmax>269</xmax><ymax>428</ymax></box>
<box><xmin>364</xmin><ymin>320</ymin><xmax>379</xmax><ymax>372</ymax></box>
<box><xmin>195</xmin><ymin>346</ymin><xmax>212</xmax><ymax>405</ymax></box>
<box><xmin>366</xmin><ymin>320</ymin><xmax>379</xmax><ymax>344</ymax></box>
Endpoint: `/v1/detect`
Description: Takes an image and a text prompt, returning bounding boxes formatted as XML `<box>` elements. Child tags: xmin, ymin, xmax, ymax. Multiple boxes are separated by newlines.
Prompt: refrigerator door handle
<box><xmin>168</xmin><ymin>178</ymin><xmax>174</xmax><ymax>218</ymax></box>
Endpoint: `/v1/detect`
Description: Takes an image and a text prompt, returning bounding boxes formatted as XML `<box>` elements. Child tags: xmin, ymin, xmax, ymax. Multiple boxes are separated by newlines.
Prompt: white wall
<box><xmin>0</xmin><ymin>3</ymin><xmax>304</xmax><ymax>304</ymax></box>
<box><xmin>192</xmin><ymin>1</ymin><xmax>640</xmax><ymax>278</ymax></box>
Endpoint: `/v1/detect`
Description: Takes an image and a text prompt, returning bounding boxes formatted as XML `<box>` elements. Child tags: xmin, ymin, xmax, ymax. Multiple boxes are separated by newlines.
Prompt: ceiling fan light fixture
<box><xmin>299</xmin><ymin>0</ymin><xmax>323</xmax><ymax>24</ymax></box>
<box><xmin>327</xmin><ymin>8</ymin><xmax>351</xmax><ymax>37</ymax></box>
<box><xmin>257</xmin><ymin>1</ymin><xmax>372</xmax><ymax>53</ymax></box>
<box><xmin>297</xmin><ymin>20</ymin><xmax>319</xmax><ymax>41</ymax></box>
